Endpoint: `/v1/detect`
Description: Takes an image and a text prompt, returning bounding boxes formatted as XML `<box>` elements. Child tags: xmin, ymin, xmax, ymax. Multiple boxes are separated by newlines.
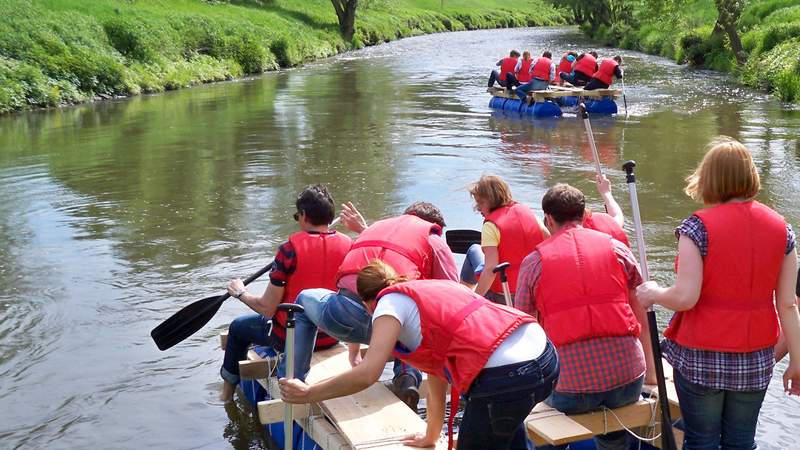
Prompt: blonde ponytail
<box><xmin>357</xmin><ymin>260</ymin><xmax>408</xmax><ymax>301</ymax></box>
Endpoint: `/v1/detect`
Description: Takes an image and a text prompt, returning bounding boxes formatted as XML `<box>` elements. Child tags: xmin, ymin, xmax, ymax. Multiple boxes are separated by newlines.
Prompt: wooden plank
<box><xmin>526</xmin><ymin>403</ymin><xmax>594</xmax><ymax>446</ymax></box>
<box><xmin>488</xmin><ymin>85</ymin><xmax>620</xmax><ymax>102</ymax></box>
<box><xmin>642</xmin><ymin>359</ymin><xmax>681</xmax><ymax>419</ymax></box>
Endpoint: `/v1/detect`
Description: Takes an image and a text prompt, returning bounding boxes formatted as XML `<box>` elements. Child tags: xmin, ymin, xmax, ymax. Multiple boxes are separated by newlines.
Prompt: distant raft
<box><xmin>488</xmin><ymin>85</ymin><xmax>621</xmax><ymax>118</ymax></box>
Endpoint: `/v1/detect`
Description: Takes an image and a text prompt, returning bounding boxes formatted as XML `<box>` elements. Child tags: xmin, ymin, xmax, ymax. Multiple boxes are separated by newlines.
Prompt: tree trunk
<box><xmin>331</xmin><ymin>0</ymin><xmax>358</xmax><ymax>42</ymax></box>
<box><xmin>714</xmin><ymin>0</ymin><xmax>746</xmax><ymax>65</ymax></box>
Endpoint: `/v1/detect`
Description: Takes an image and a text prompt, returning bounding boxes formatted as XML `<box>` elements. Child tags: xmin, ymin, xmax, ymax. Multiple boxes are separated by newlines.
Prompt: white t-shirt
<box><xmin>372</xmin><ymin>292</ymin><xmax>547</xmax><ymax>367</ymax></box>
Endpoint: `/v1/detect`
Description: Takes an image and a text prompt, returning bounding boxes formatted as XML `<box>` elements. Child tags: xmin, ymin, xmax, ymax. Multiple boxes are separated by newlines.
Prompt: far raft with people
<box><xmin>215</xmin><ymin>136</ymin><xmax>800</xmax><ymax>450</ymax></box>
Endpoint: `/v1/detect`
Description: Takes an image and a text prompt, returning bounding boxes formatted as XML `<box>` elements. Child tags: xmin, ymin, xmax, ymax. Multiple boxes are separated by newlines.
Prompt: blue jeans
<box><xmin>538</xmin><ymin>376</ymin><xmax>644</xmax><ymax>450</ymax></box>
<box><xmin>294</xmin><ymin>288</ymin><xmax>422</xmax><ymax>385</ymax></box>
<box><xmin>516</xmin><ymin>78</ymin><xmax>550</xmax><ymax>101</ymax></box>
<box><xmin>221</xmin><ymin>314</ymin><xmax>278</xmax><ymax>385</ymax></box>
<box><xmin>458</xmin><ymin>340</ymin><xmax>559</xmax><ymax>450</ymax></box>
<box><xmin>460</xmin><ymin>244</ymin><xmax>485</xmax><ymax>285</ymax></box>
<box><xmin>674</xmin><ymin>369</ymin><xmax>767</xmax><ymax>450</ymax></box>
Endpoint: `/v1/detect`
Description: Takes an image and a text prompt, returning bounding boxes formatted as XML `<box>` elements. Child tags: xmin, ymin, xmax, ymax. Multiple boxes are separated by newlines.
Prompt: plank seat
<box><xmin>487</xmin><ymin>86</ymin><xmax>620</xmax><ymax>101</ymax></box>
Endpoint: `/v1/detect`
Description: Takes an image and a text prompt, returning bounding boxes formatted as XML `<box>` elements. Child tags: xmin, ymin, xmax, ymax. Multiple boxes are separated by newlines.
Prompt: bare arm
<box><xmin>402</xmin><ymin>375</ymin><xmax>447</xmax><ymax>447</ymax></box>
<box><xmin>228</xmin><ymin>280</ymin><xmax>284</xmax><ymax>318</ymax></box>
<box><xmin>279</xmin><ymin>316</ymin><xmax>401</xmax><ymax>403</ymax></box>
<box><xmin>596</xmin><ymin>174</ymin><xmax>624</xmax><ymax>227</ymax></box>
<box><xmin>637</xmin><ymin>235</ymin><xmax>703</xmax><ymax>312</ymax></box>
<box><xmin>776</xmin><ymin>250</ymin><xmax>800</xmax><ymax>395</ymax></box>
<box><xmin>474</xmin><ymin>246</ymin><xmax>499</xmax><ymax>296</ymax></box>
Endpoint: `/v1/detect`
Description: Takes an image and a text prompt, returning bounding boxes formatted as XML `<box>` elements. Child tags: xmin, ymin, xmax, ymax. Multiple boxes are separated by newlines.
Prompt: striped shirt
<box><xmin>662</xmin><ymin>215</ymin><xmax>795</xmax><ymax>391</ymax></box>
<box><xmin>515</xmin><ymin>225</ymin><xmax>646</xmax><ymax>393</ymax></box>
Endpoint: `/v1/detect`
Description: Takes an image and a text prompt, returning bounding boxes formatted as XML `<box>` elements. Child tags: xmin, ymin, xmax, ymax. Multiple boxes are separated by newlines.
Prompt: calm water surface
<box><xmin>1</xmin><ymin>27</ymin><xmax>799</xmax><ymax>449</ymax></box>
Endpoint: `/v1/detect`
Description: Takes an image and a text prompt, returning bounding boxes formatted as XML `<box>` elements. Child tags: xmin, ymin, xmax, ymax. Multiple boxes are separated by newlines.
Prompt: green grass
<box><xmin>0</xmin><ymin>0</ymin><xmax>565</xmax><ymax>114</ymax></box>
<box><xmin>578</xmin><ymin>0</ymin><xmax>800</xmax><ymax>103</ymax></box>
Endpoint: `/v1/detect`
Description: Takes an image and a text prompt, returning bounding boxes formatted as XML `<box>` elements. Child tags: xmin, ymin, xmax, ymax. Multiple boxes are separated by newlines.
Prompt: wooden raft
<box><xmin>222</xmin><ymin>331</ymin><xmax>446</xmax><ymax>450</ymax></box>
<box><xmin>487</xmin><ymin>85</ymin><xmax>621</xmax><ymax>102</ymax></box>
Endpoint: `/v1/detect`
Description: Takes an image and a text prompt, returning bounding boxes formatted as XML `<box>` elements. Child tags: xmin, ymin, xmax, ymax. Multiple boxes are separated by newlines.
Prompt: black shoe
<box><xmin>391</xmin><ymin>374</ymin><xmax>420</xmax><ymax>412</ymax></box>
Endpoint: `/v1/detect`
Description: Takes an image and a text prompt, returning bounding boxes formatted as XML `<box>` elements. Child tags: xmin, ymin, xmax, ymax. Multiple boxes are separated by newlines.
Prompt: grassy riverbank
<box><xmin>0</xmin><ymin>0</ymin><xmax>565</xmax><ymax>114</ymax></box>
<box><xmin>579</xmin><ymin>0</ymin><xmax>800</xmax><ymax>102</ymax></box>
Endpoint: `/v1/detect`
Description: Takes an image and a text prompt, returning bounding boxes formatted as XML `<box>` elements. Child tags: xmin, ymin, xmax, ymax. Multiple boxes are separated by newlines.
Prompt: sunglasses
<box><xmin>293</xmin><ymin>210</ymin><xmax>302</xmax><ymax>221</ymax></box>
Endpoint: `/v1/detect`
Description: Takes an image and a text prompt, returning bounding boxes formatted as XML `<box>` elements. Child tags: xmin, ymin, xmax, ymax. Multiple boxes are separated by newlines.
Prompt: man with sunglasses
<box><xmin>289</xmin><ymin>201</ymin><xmax>459</xmax><ymax>411</ymax></box>
<box><xmin>219</xmin><ymin>185</ymin><xmax>352</xmax><ymax>402</ymax></box>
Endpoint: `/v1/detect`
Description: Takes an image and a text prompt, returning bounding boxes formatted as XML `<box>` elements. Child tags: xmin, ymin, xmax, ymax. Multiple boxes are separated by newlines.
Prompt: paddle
<box><xmin>278</xmin><ymin>303</ymin><xmax>304</xmax><ymax>450</ymax></box>
<box><xmin>150</xmin><ymin>262</ymin><xmax>274</xmax><ymax>351</ymax></box>
<box><xmin>623</xmin><ymin>160</ymin><xmax>678</xmax><ymax>450</ymax></box>
<box><xmin>621</xmin><ymin>77</ymin><xmax>629</xmax><ymax>117</ymax></box>
<box><xmin>579</xmin><ymin>102</ymin><xmax>603</xmax><ymax>178</ymax></box>
<box><xmin>445</xmin><ymin>229</ymin><xmax>482</xmax><ymax>254</ymax></box>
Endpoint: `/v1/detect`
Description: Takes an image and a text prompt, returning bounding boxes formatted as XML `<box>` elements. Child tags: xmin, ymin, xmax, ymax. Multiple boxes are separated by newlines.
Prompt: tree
<box><xmin>331</xmin><ymin>0</ymin><xmax>358</xmax><ymax>41</ymax></box>
<box><xmin>714</xmin><ymin>0</ymin><xmax>747</xmax><ymax>65</ymax></box>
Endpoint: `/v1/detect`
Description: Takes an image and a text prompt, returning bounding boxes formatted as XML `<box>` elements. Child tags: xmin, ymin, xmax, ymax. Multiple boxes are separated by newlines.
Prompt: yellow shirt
<box><xmin>481</xmin><ymin>221</ymin><xmax>501</xmax><ymax>247</ymax></box>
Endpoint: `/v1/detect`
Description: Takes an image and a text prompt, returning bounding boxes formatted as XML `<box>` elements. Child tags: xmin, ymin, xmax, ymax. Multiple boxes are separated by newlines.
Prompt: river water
<box><xmin>0</xmin><ymin>27</ymin><xmax>798</xmax><ymax>449</ymax></box>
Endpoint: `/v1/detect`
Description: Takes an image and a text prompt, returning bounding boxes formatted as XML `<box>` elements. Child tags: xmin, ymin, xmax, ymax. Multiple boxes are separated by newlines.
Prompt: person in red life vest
<box><xmin>506</xmin><ymin>50</ymin><xmax>534</xmax><ymax>86</ymax></box>
<box><xmin>460</xmin><ymin>175</ymin><xmax>549</xmax><ymax>304</ymax></box>
<box><xmin>291</xmin><ymin>201</ymin><xmax>458</xmax><ymax>410</ymax></box>
<box><xmin>280</xmin><ymin>261</ymin><xmax>559</xmax><ymax>450</ymax></box>
<box><xmin>515</xmin><ymin>51</ymin><xmax>556</xmax><ymax>102</ymax></box>
<box><xmin>515</xmin><ymin>183</ymin><xmax>656</xmax><ymax>450</ymax></box>
<box><xmin>560</xmin><ymin>51</ymin><xmax>597</xmax><ymax>86</ymax></box>
<box><xmin>636</xmin><ymin>137</ymin><xmax>800</xmax><ymax>449</ymax></box>
<box><xmin>487</xmin><ymin>49</ymin><xmax>521</xmax><ymax>90</ymax></box>
<box><xmin>585</xmin><ymin>55</ymin><xmax>624</xmax><ymax>91</ymax></box>
<box><xmin>219</xmin><ymin>185</ymin><xmax>352</xmax><ymax>402</ymax></box>
<box><xmin>556</xmin><ymin>51</ymin><xmax>578</xmax><ymax>86</ymax></box>
<box><xmin>583</xmin><ymin>174</ymin><xmax>630</xmax><ymax>246</ymax></box>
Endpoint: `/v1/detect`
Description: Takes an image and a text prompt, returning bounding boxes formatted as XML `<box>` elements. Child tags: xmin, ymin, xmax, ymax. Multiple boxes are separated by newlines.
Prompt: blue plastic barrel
<box><xmin>584</xmin><ymin>96</ymin><xmax>618</xmax><ymax>115</ymax></box>
<box><xmin>532</xmin><ymin>101</ymin><xmax>563</xmax><ymax>118</ymax></box>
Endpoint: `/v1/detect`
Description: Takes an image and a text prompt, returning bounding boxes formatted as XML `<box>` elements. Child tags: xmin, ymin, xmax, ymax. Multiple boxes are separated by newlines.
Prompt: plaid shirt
<box><xmin>515</xmin><ymin>224</ymin><xmax>646</xmax><ymax>393</ymax></box>
<box><xmin>662</xmin><ymin>215</ymin><xmax>795</xmax><ymax>391</ymax></box>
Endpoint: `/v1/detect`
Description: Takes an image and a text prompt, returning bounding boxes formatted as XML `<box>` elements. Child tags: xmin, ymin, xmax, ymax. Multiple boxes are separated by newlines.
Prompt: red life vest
<box><xmin>499</xmin><ymin>57</ymin><xmax>518</xmax><ymax>81</ymax></box>
<box><xmin>573</xmin><ymin>53</ymin><xmax>597</xmax><ymax>77</ymax></box>
<box><xmin>517</xmin><ymin>58</ymin><xmax>533</xmax><ymax>83</ymax></box>
<box><xmin>337</xmin><ymin>215</ymin><xmax>441</xmax><ymax>281</ymax></box>
<box><xmin>484</xmin><ymin>202</ymin><xmax>545</xmax><ymax>294</ymax></box>
<box><xmin>273</xmin><ymin>231</ymin><xmax>353</xmax><ymax>347</ymax></box>
<box><xmin>583</xmin><ymin>210</ymin><xmax>630</xmax><ymax>247</ymax></box>
<box><xmin>377</xmin><ymin>280</ymin><xmax>536</xmax><ymax>392</ymax></box>
<box><xmin>664</xmin><ymin>201</ymin><xmax>786</xmax><ymax>352</ymax></box>
<box><xmin>534</xmin><ymin>226</ymin><xmax>639</xmax><ymax>346</ymax></box>
<box><xmin>592</xmin><ymin>59</ymin><xmax>619</xmax><ymax>86</ymax></box>
<box><xmin>531</xmin><ymin>57</ymin><xmax>553</xmax><ymax>81</ymax></box>
<box><xmin>557</xmin><ymin>56</ymin><xmax>573</xmax><ymax>75</ymax></box>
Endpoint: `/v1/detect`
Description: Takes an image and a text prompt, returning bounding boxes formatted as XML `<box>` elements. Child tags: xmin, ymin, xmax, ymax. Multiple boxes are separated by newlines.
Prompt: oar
<box><xmin>278</xmin><ymin>303</ymin><xmax>304</xmax><ymax>450</ymax></box>
<box><xmin>579</xmin><ymin>102</ymin><xmax>603</xmax><ymax>178</ymax></box>
<box><xmin>150</xmin><ymin>262</ymin><xmax>274</xmax><ymax>351</ymax></box>
<box><xmin>622</xmin><ymin>160</ymin><xmax>678</xmax><ymax>450</ymax></box>
<box><xmin>621</xmin><ymin>77</ymin><xmax>629</xmax><ymax>117</ymax></box>
<box><xmin>445</xmin><ymin>229</ymin><xmax>482</xmax><ymax>254</ymax></box>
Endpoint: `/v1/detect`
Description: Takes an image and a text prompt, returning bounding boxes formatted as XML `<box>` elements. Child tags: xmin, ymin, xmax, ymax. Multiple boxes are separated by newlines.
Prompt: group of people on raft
<box><xmin>488</xmin><ymin>49</ymin><xmax>623</xmax><ymax>102</ymax></box>
<box><xmin>218</xmin><ymin>136</ymin><xmax>800</xmax><ymax>450</ymax></box>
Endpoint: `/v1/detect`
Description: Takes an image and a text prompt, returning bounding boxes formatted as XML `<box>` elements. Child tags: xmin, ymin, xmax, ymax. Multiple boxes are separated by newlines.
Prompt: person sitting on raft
<box><xmin>219</xmin><ymin>185</ymin><xmax>352</xmax><ymax>402</ymax></box>
<box><xmin>505</xmin><ymin>50</ymin><xmax>534</xmax><ymax>88</ymax></box>
<box><xmin>460</xmin><ymin>175</ymin><xmax>549</xmax><ymax>304</ymax></box>
<box><xmin>280</xmin><ymin>261</ymin><xmax>559</xmax><ymax>450</ymax></box>
<box><xmin>291</xmin><ymin>201</ymin><xmax>458</xmax><ymax>410</ymax></box>
<box><xmin>583</xmin><ymin>174</ymin><xmax>630</xmax><ymax>246</ymax></box>
<box><xmin>585</xmin><ymin>55</ymin><xmax>623</xmax><ymax>91</ymax></box>
<box><xmin>636</xmin><ymin>136</ymin><xmax>800</xmax><ymax>449</ymax></box>
<box><xmin>515</xmin><ymin>51</ymin><xmax>556</xmax><ymax>103</ymax></box>
<box><xmin>556</xmin><ymin>51</ymin><xmax>578</xmax><ymax>86</ymax></box>
<box><xmin>560</xmin><ymin>51</ymin><xmax>597</xmax><ymax>87</ymax></box>
<box><xmin>488</xmin><ymin>49</ymin><xmax>520</xmax><ymax>90</ymax></box>
<box><xmin>516</xmin><ymin>183</ymin><xmax>656</xmax><ymax>450</ymax></box>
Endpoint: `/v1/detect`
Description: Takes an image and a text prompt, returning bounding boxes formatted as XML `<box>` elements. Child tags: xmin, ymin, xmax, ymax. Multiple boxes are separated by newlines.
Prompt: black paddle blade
<box><xmin>445</xmin><ymin>229</ymin><xmax>482</xmax><ymax>254</ymax></box>
<box><xmin>150</xmin><ymin>294</ymin><xmax>228</xmax><ymax>351</ymax></box>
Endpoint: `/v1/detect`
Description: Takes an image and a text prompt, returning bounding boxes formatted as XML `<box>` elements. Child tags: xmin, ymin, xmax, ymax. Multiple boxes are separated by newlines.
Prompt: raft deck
<box><xmin>223</xmin><ymin>331</ymin><xmax>683</xmax><ymax>449</ymax></box>
<box><xmin>487</xmin><ymin>85</ymin><xmax>621</xmax><ymax>103</ymax></box>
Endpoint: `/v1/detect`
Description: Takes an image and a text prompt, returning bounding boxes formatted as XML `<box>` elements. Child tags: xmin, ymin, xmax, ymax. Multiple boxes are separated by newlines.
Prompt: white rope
<box><xmin>598</xmin><ymin>396</ymin><xmax>662</xmax><ymax>443</ymax></box>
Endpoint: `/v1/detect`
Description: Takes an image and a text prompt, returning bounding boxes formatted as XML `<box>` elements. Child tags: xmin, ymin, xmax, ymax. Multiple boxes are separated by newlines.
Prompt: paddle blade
<box><xmin>445</xmin><ymin>229</ymin><xmax>482</xmax><ymax>254</ymax></box>
<box><xmin>150</xmin><ymin>294</ymin><xmax>228</xmax><ymax>351</ymax></box>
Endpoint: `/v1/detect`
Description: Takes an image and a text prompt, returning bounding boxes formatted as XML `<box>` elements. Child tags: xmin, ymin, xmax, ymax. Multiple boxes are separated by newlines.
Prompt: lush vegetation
<box><xmin>0</xmin><ymin>0</ymin><xmax>565</xmax><ymax>114</ymax></box>
<box><xmin>552</xmin><ymin>0</ymin><xmax>800</xmax><ymax>102</ymax></box>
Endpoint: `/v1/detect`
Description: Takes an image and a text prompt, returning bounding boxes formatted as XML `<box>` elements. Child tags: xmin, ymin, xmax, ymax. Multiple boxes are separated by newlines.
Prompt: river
<box><xmin>0</xmin><ymin>27</ymin><xmax>798</xmax><ymax>449</ymax></box>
